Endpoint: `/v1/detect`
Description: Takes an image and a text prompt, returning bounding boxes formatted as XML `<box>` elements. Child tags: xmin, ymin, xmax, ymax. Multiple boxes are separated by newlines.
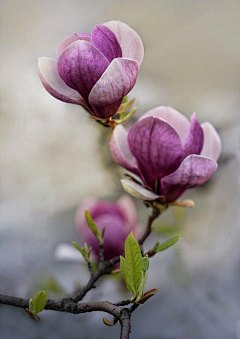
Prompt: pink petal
<box><xmin>161</xmin><ymin>154</ymin><xmax>218</xmax><ymax>202</ymax></box>
<box><xmin>103</xmin><ymin>20</ymin><xmax>144</xmax><ymax>65</ymax></box>
<box><xmin>91</xmin><ymin>24</ymin><xmax>122</xmax><ymax>62</ymax></box>
<box><xmin>121</xmin><ymin>179</ymin><xmax>163</xmax><ymax>201</ymax></box>
<box><xmin>183</xmin><ymin>113</ymin><xmax>204</xmax><ymax>157</ymax></box>
<box><xmin>110</xmin><ymin>125</ymin><xmax>139</xmax><ymax>175</ymax></box>
<box><xmin>116</xmin><ymin>195</ymin><xmax>138</xmax><ymax>228</ymax></box>
<box><xmin>57</xmin><ymin>40</ymin><xmax>109</xmax><ymax>103</ymax></box>
<box><xmin>57</xmin><ymin>33</ymin><xmax>91</xmax><ymax>58</ymax></box>
<box><xmin>128</xmin><ymin>117</ymin><xmax>183</xmax><ymax>189</ymax></box>
<box><xmin>140</xmin><ymin>106</ymin><xmax>190</xmax><ymax>144</ymax></box>
<box><xmin>89</xmin><ymin>58</ymin><xmax>139</xmax><ymax>119</ymax></box>
<box><xmin>201</xmin><ymin>122</ymin><xmax>222</xmax><ymax>161</ymax></box>
<box><xmin>38</xmin><ymin>57</ymin><xmax>87</xmax><ymax>106</ymax></box>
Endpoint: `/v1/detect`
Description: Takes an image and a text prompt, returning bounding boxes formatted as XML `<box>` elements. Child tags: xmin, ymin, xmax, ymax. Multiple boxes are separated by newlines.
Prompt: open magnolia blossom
<box><xmin>110</xmin><ymin>106</ymin><xmax>222</xmax><ymax>203</ymax></box>
<box><xmin>38</xmin><ymin>21</ymin><xmax>144</xmax><ymax>120</ymax></box>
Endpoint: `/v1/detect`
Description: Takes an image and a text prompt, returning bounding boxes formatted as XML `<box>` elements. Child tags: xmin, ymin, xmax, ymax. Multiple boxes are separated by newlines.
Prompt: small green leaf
<box><xmin>156</xmin><ymin>236</ymin><xmax>180</xmax><ymax>252</ymax></box>
<box><xmin>124</xmin><ymin>232</ymin><xmax>142</xmax><ymax>296</ymax></box>
<box><xmin>72</xmin><ymin>241</ymin><xmax>87</xmax><ymax>260</ymax></box>
<box><xmin>142</xmin><ymin>255</ymin><xmax>149</xmax><ymax>275</ymax></box>
<box><xmin>32</xmin><ymin>291</ymin><xmax>47</xmax><ymax>318</ymax></box>
<box><xmin>85</xmin><ymin>210</ymin><xmax>102</xmax><ymax>243</ymax></box>
<box><xmin>151</xmin><ymin>241</ymin><xmax>160</xmax><ymax>253</ymax></box>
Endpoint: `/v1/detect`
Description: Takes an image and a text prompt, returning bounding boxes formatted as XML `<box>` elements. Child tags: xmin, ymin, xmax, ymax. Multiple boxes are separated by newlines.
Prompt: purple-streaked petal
<box><xmin>183</xmin><ymin>113</ymin><xmax>204</xmax><ymax>158</ymax></box>
<box><xmin>38</xmin><ymin>57</ymin><xmax>88</xmax><ymax>106</ymax></box>
<box><xmin>57</xmin><ymin>40</ymin><xmax>109</xmax><ymax>103</ymax></box>
<box><xmin>161</xmin><ymin>154</ymin><xmax>218</xmax><ymax>202</ymax></box>
<box><xmin>116</xmin><ymin>195</ymin><xmax>138</xmax><ymax>228</ymax></box>
<box><xmin>103</xmin><ymin>20</ymin><xmax>144</xmax><ymax>65</ymax></box>
<box><xmin>128</xmin><ymin>117</ymin><xmax>183</xmax><ymax>189</ymax></box>
<box><xmin>91</xmin><ymin>24</ymin><xmax>122</xmax><ymax>62</ymax></box>
<box><xmin>121</xmin><ymin>179</ymin><xmax>163</xmax><ymax>201</ymax></box>
<box><xmin>89</xmin><ymin>58</ymin><xmax>139</xmax><ymax>118</ymax></box>
<box><xmin>201</xmin><ymin>122</ymin><xmax>222</xmax><ymax>161</ymax></box>
<box><xmin>56</xmin><ymin>33</ymin><xmax>91</xmax><ymax>58</ymax></box>
<box><xmin>140</xmin><ymin>106</ymin><xmax>190</xmax><ymax>144</ymax></box>
<box><xmin>110</xmin><ymin>125</ymin><xmax>139</xmax><ymax>175</ymax></box>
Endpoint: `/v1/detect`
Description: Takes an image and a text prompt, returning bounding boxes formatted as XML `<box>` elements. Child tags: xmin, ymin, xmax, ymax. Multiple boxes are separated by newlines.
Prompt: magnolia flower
<box><xmin>55</xmin><ymin>196</ymin><xmax>141</xmax><ymax>262</ymax></box>
<box><xmin>110</xmin><ymin>106</ymin><xmax>221</xmax><ymax>202</ymax></box>
<box><xmin>75</xmin><ymin>196</ymin><xmax>141</xmax><ymax>260</ymax></box>
<box><xmin>38</xmin><ymin>21</ymin><xmax>144</xmax><ymax>119</ymax></box>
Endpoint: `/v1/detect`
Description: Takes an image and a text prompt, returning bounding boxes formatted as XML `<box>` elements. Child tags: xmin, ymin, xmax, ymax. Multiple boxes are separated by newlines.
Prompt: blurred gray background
<box><xmin>1</xmin><ymin>0</ymin><xmax>240</xmax><ymax>338</ymax></box>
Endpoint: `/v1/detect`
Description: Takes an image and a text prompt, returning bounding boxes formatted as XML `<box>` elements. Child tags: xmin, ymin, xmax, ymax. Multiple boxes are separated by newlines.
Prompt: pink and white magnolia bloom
<box><xmin>75</xmin><ymin>196</ymin><xmax>141</xmax><ymax>260</ymax></box>
<box><xmin>38</xmin><ymin>21</ymin><xmax>144</xmax><ymax>119</ymax></box>
<box><xmin>110</xmin><ymin>106</ymin><xmax>222</xmax><ymax>202</ymax></box>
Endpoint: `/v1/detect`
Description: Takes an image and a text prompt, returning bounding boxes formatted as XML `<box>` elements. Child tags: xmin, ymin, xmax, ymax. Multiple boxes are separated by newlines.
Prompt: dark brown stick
<box><xmin>138</xmin><ymin>206</ymin><xmax>160</xmax><ymax>245</ymax></box>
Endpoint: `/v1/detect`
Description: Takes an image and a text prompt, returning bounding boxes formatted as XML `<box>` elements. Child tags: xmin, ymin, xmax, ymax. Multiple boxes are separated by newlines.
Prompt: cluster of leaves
<box><xmin>120</xmin><ymin>233</ymin><xmax>180</xmax><ymax>303</ymax></box>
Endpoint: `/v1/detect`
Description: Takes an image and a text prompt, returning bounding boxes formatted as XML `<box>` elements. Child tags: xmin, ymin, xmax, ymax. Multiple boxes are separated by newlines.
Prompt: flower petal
<box><xmin>140</xmin><ymin>106</ymin><xmax>190</xmax><ymax>144</ymax></box>
<box><xmin>116</xmin><ymin>195</ymin><xmax>138</xmax><ymax>227</ymax></box>
<box><xmin>128</xmin><ymin>117</ymin><xmax>183</xmax><ymax>189</ymax></box>
<box><xmin>201</xmin><ymin>122</ymin><xmax>222</xmax><ymax>161</ymax></box>
<box><xmin>110</xmin><ymin>125</ymin><xmax>139</xmax><ymax>175</ymax></box>
<box><xmin>89</xmin><ymin>58</ymin><xmax>139</xmax><ymax>119</ymax></box>
<box><xmin>103</xmin><ymin>20</ymin><xmax>144</xmax><ymax>65</ymax></box>
<box><xmin>121</xmin><ymin>179</ymin><xmax>162</xmax><ymax>201</ymax></box>
<box><xmin>57</xmin><ymin>40</ymin><xmax>109</xmax><ymax>103</ymax></box>
<box><xmin>56</xmin><ymin>33</ymin><xmax>91</xmax><ymax>58</ymax></box>
<box><xmin>91</xmin><ymin>24</ymin><xmax>122</xmax><ymax>62</ymax></box>
<box><xmin>161</xmin><ymin>154</ymin><xmax>218</xmax><ymax>202</ymax></box>
<box><xmin>38</xmin><ymin>57</ymin><xmax>87</xmax><ymax>106</ymax></box>
<box><xmin>183</xmin><ymin>113</ymin><xmax>204</xmax><ymax>157</ymax></box>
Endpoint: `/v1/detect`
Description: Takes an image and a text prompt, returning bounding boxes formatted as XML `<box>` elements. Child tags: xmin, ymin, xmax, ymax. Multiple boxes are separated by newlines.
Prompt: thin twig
<box><xmin>138</xmin><ymin>206</ymin><xmax>160</xmax><ymax>245</ymax></box>
<box><xmin>114</xmin><ymin>299</ymin><xmax>132</xmax><ymax>307</ymax></box>
<box><xmin>87</xmin><ymin>261</ymin><xmax>94</xmax><ymax>276</ymax></box>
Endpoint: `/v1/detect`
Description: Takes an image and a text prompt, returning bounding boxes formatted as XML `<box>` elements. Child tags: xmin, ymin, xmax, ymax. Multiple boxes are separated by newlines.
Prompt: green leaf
<box><xmin>85</xmin><ymin>210</ymin><xmax>102</xmax><ymax>243</ymax></box>
<box><xmin>72</xmin><ymin>241</ymin><xmax>87</xmax><ymax>260</ymax></box>
<box><xmin>124</xmin><ymin>232</ymin><xmax>142</xmax><ymax>296</ymax></box>
<box><xmin>120</xmin><ymin>256</ymin><xmax>134</xmax><ymax>295</ymax></box>
<box><xmin>136</xmin><ymin>271</ymin><xmax>148</xmax><ymax>303</ymax></box>
<box><xmin>32</xmin><ymin>291</ymin><xmax>47</xmax><ymax>318</ymax></box>
<box><xmin>156</xmin><ymin>236</ymin><xmax>180</xmax><ymax>252</ymax></box>
<box><xmin>142</xmin><ymin>255</ymin><xmax>149</xmax><ymax>275</ymax></box>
